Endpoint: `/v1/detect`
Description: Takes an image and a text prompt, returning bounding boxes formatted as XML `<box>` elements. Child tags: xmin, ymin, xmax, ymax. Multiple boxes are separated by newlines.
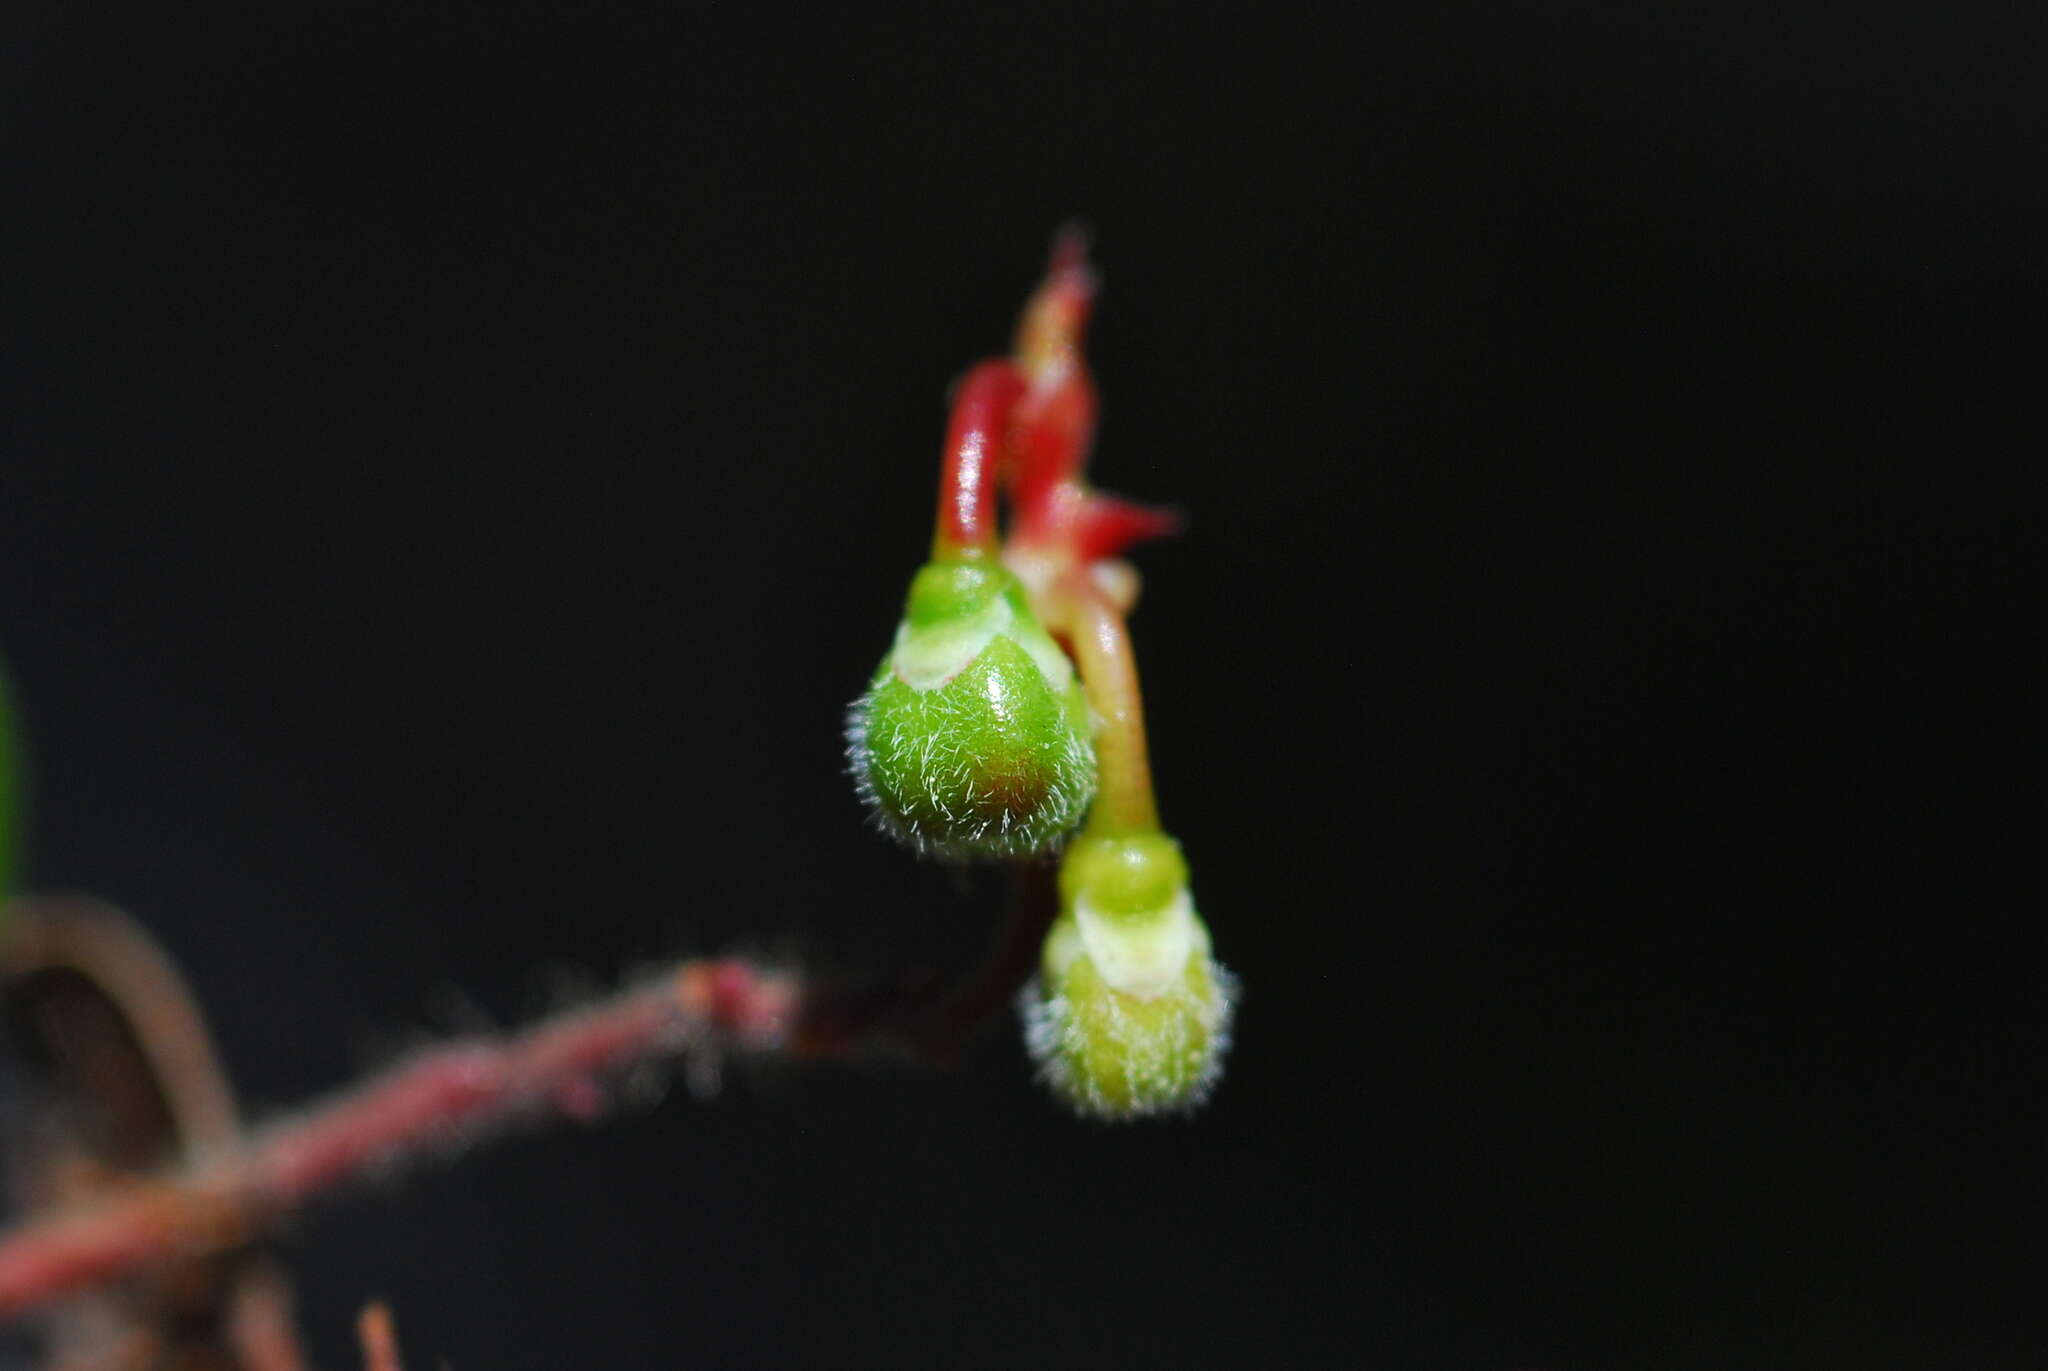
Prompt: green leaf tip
<box><xmin>1024</xmin><ymin>832</ymin><xmax>1236</xmax><ymax>1120</ymax></box>
<box><xmin>847</xmin><ymin>561</ymin><xmax>1097</xmax><ymax>861</ymax></box>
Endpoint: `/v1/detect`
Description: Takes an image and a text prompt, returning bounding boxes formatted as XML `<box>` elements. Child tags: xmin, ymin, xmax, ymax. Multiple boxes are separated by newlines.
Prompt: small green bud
<box><xmin>1023</xmin><ymin>832</ymin><xmax>1235</xmax><ymax>1119</ymax></box>
<box><xmin>847</xmin><ymin>561</ymin><xmax>1096</xmax><ymax>860</ymax></box>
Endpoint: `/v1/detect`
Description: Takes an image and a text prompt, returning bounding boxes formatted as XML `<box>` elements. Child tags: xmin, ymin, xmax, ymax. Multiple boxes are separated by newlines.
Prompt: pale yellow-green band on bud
<box><xmin>847</xmin><ymin>561</ymin><xmax>1096</xmax><ymax>861</ymax></box>
<box><xmin>1024</xmin><ymin>831</ymin><xmax>1235</xmax><ymax>1120</ymax></box>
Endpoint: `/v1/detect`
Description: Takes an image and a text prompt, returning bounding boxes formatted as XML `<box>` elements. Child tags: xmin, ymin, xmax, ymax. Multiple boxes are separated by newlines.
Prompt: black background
<box><xmin>2</xmin><ymin>4</ymin><xmax>2041</xmax><ymax>1368</ymax></box>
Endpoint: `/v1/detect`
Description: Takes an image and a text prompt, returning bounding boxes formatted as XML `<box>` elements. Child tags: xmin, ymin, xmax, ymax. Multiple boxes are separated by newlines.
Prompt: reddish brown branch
<box><xmin>253</xmin><ymin>960</ymin><xmax>788</xmax><ymax>1203</ymax></box>
<box><xmin>354</xmin><ymin>1303</ymin><xmax>404</xmax><ymax>1371</ymax></box>
<box><xmin>226</xmin><ymin>1264</ymin><xmax>315</xmax><ymax>1371</ymax></box>
<box><xmin>1</xmin><ymin>896</ymin><xmax>243</xmax><ymax>1158</ymax></box>
<box><xmin>0</xmin><ymin>958</ymin><xmax>799</xmax><ymax>1322</ymax></box>
<box><xmin>0</xmin><ymin>878</ymin><xmax>1054</xmax><ymax>1331</ymax></box>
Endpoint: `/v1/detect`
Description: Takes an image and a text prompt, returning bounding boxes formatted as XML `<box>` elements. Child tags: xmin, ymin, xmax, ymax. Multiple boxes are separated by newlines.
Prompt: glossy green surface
<box><xmin>853</xmin><ymin>637</ymin><xmax>1095</xmax><ymax>859</ymax></box>
<box><xmin>849</xmin><ymin>561</ymin><xmax>1096</xmax><ymax>860</ymax></box>
<box><xmin>1058</xmin><ymin>831</ymin><xmax>1189</xmax><ymax>920</ymax></box>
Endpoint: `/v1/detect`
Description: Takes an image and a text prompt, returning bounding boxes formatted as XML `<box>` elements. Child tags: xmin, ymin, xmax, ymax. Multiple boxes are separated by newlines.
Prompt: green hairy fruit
<box><xmin>848</xmin><ymin>560</ymin><xmax>1096</xmax><ymax>860</ymax></box>
<box><xmin>1023</xmin><ymin>832</ymin><xmax>1236</xmax><ymax>1120</ymax></box>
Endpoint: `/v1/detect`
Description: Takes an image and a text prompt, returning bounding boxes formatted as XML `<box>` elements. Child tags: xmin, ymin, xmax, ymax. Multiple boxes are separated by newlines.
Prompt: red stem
<box><xmin>931</xmin><ymin>360</ymin><xmax>1026</xmax><ymax>561</ymax></box>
